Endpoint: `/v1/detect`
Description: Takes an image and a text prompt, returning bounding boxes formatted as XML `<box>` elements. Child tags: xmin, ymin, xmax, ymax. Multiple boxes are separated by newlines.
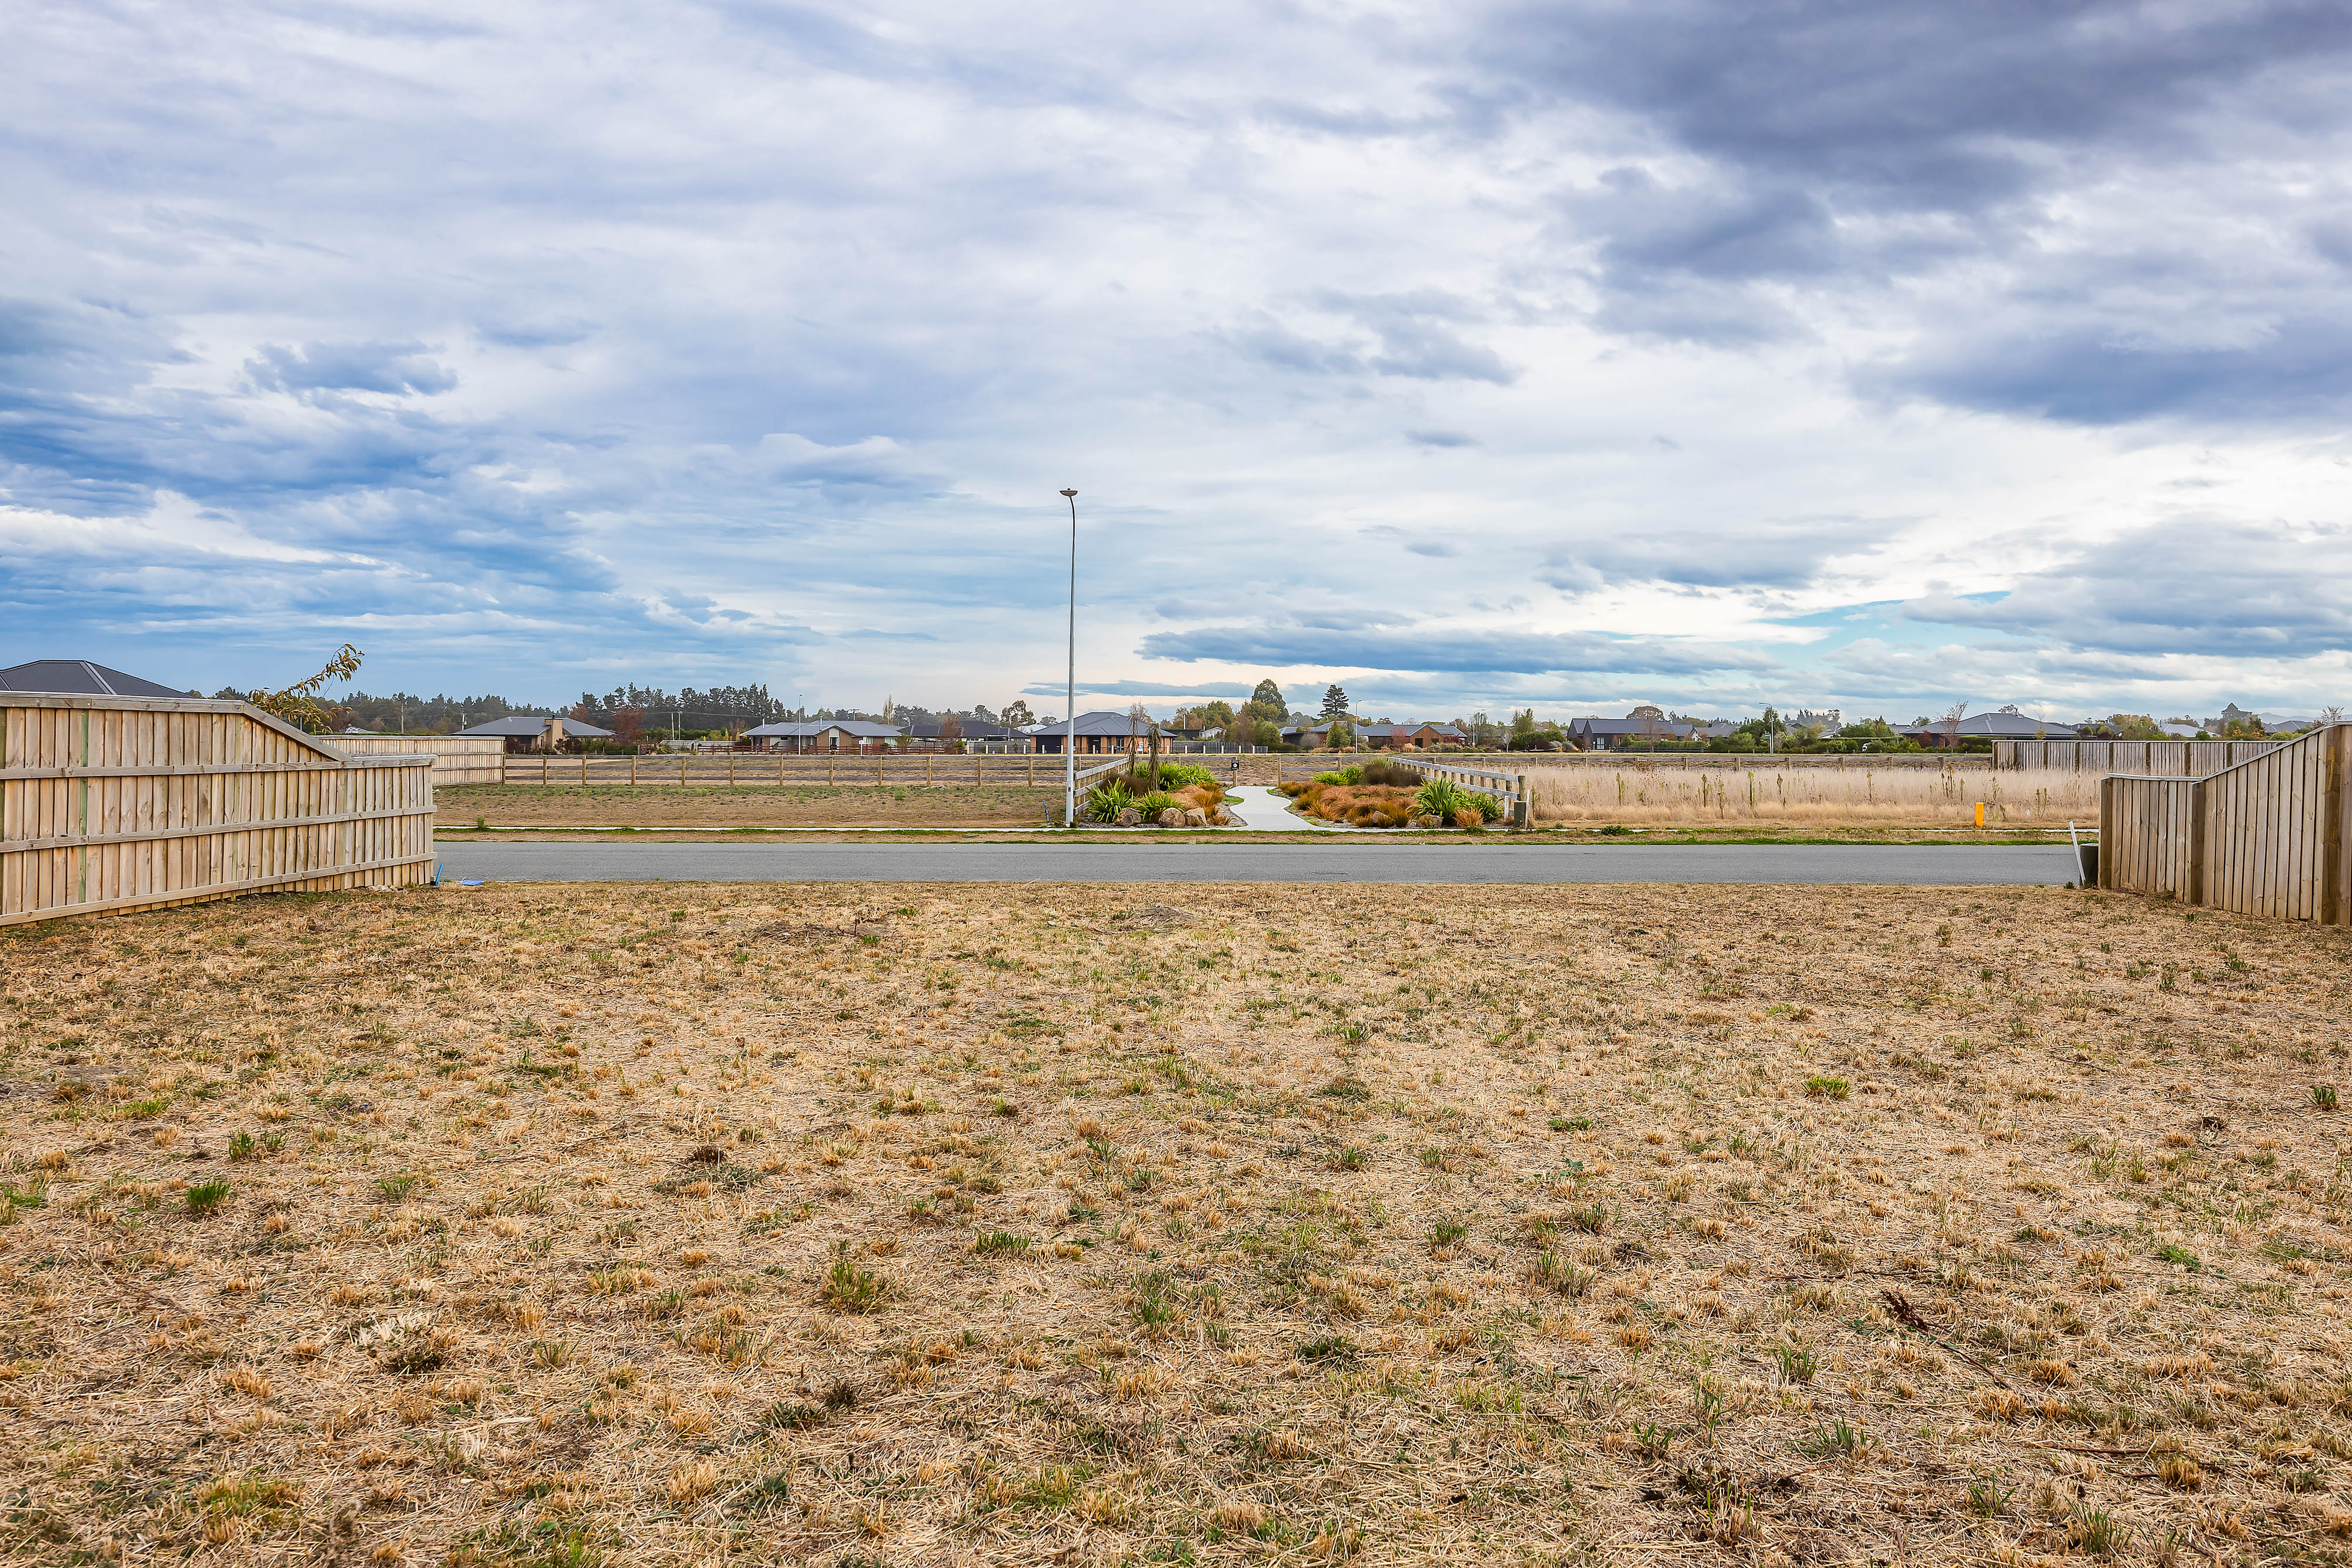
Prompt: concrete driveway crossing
<box><xmin>433</xmin><ymin>841</ymin><xmax>2079</xmax><ymax>885</ymax></box>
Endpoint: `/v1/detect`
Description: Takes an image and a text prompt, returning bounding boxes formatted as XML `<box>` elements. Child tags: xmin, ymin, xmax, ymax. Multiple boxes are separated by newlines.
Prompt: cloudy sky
<box><xmin>6</xmin><ymin>0</ymin><xmax>2349</xmax><ymax>722</ymax></box>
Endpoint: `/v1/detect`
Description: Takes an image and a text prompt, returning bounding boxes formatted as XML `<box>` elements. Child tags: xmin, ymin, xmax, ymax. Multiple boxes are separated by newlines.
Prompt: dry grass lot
<box><xmin>436</xmin><ymin>783</ymin><xmax>1050</xmax><ymax>830</ymax></box>
<box><xmin>2</xmin><ymin>883</ymin><xmax>2348</xmax><ymax>1567</ymax></box>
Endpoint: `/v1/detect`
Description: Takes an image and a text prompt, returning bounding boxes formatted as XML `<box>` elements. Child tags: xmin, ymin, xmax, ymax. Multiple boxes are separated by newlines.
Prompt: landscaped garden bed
<box><xmin>1081</xmin><ymin>762</ymin><xmax>1232</xmax><ymax>827</ymax></box>
<box><xmin>1281</xmin><ymin>759</ymin><xmax>1507</xmax><ymax>828</ymax></box>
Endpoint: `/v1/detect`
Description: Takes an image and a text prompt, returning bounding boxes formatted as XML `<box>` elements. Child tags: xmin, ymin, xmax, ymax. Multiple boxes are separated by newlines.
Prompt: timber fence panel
<box><xmin>2009</xmin><ymin>738</ymin><xmax>2281</xmax><ymax>774</ymax></box>
<box><xmin>1</xmin><ymin>695</ymin><xmax>435</xmax><ymax>927</ymax></box>
<box><xmin>2098</xmin><ymin>724</ymin><xmax>2346</xmax><ymax>925</ymax></box>
<box><xmin>331</xmin><ymin>733</ymin><xmax>506</xmax><ymax>785</ymax></box>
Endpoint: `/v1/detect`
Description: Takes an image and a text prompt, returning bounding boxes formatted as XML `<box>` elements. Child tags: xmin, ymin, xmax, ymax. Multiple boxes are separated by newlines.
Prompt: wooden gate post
<box><xmin>2097</xmin><ymin>776</ymin><xmax>2114</xmax><ymax>890</ymax></box>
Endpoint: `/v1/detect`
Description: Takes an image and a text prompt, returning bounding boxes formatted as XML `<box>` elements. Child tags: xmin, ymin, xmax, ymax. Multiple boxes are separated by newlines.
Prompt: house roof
<box><xmin>0</xmin><ymin>659</ymin><xmax>188</xmax><ymax>698</ymax></box>
<box><xmin>902</xmin><ymin>717</ymin><xmax>1019</xmax><ymax>739</ymax></box>
<box><xmin>1027</xmin><ymin>711</ymin><xmax>1164</xmax><ymax>737</ymax></box>
<box><xmin>1901</xmin><ymin>711</ymin><xmax>2079</xmax><ymax>739</ymax></box>
<box><xmin>1571</xmin><ymin>718</ymin><xmax>1692</xmax><ymax>737</ymax></box>
<box><xmin>457</xmin><ymin>716</ymin><xmax>614</xmax><ymax>738</ymax></box>
<box><xmin>1359</xmin><ymin>721</ymin><xmax>1466</xmax><ymax>738</ymax></box>
<box><xmin>745</xmin><ymin>720</ymin><xmax>903</xmax><ymax>738</ymax></box>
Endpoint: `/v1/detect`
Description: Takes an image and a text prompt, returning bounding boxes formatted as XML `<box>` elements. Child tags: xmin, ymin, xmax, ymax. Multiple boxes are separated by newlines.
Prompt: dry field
<box><xmin>436</xmin><ymin>784</ymin><xmax>1050</xmax><ymax>830</ymax></box>
<box><xmin>2</xmin><ymin>882</ymin><xmax>2348</xmax><ymax>1568</ymax></box>
<box><xmin>1529</xmin><ymin>766</ymin><xmax>2097</xmax><ymax>830</ymax></box>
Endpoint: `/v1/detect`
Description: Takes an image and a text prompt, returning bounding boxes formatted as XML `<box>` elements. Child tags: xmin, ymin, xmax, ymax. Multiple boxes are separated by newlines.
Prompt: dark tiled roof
<box><xmin>0</xmin><ymin>659</ymin><xmax>188</xmax><ymax>698</ymax></box>
<box><xmin>458</xmin><ymin>716</ymin><xmax>614</xmax><ymax>737</ymax></box>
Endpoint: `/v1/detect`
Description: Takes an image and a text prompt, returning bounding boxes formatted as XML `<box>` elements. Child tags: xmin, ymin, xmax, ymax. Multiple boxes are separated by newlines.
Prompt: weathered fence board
<box><xmin>1</xmin><ymin>696</ymin><xmax>435</xmax><ymax>927</ymax></box>
<box><xmin>330</xmin><ymin>733</ymin><xmax>506</xmax><ymax>786</ymax></box>
<box><xmin>2098</xmin><ymin>724</ymin><xmax>2348</xmax><ymax>925</ymax></box>
<box><xmin>2000</xmin><ymin>738</ymin><xmax>2284</xmax><ymax>774</ymax></box>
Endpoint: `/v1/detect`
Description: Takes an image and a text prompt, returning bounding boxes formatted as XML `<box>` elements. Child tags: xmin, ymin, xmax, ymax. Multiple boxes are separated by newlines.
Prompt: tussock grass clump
<box><xmin>0</xmin><ymin>879</ymin><xmax>2342</xmax><ymax>1563</ymax></box>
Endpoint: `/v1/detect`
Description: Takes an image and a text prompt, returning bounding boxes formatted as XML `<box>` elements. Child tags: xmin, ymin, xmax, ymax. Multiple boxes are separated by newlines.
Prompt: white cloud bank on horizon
<box><xmin>4</xmin><ymin>0</ymin><xmax>2350</xmax><ymax>721</ymax></box>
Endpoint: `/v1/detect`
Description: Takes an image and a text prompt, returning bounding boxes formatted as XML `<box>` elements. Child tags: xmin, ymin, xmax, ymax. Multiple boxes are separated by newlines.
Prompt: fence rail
<box><xmin>2</xmin><ymin>696</ymin><xmax>435</xmax><ymax>927</ymax></box>
<box><xmin>1999</xmin><ymin>738</ymin><xmax>2284</xmax><ymax>774</ymax></box>
<box><xmin>2099</xmin><ymin>724</ymin><xmax>2348</xmax><ymax>924</ymax></box>
<box><xmin>331</xmin><ymin>733</ymin><xmax>507</xmax><ymax>786</ymax></box>
<box><xmin>487</xmin><ymin>753</ymin><xmax>1180</xmax><ymax>789</ymax></box>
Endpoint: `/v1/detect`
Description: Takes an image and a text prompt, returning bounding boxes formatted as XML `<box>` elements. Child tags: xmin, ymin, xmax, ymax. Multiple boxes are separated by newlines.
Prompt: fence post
<box><xmin>2186</xmin><ymin>778</ymin><xmax>2207</xmax><ymax>908</ymax></box>
<box><xmin>580</xmin><ymin>754</ymin><xmax>586</xmax><ymax>784</ymax></box>
<box><xmin>2323</xmin><ymin>724</ymin><xmax>2346</xmax><ymax>928</ymax></box>
<box><xmin>2097</xmin><ymin>777</ymin><xmax>2113</xmax><ymax>890</ymax></box>
<box><xmin>541</xmin><ymin>755</ymin><xmax>548</xmax><ymax>785</ymax></box>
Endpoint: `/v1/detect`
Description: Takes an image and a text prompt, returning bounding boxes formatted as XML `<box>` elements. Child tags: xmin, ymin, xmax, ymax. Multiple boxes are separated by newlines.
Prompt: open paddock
<box><xmin>0</xmin><ymin>881</ymin><xmax>2346</xmax><ymax>1565</ymax></box>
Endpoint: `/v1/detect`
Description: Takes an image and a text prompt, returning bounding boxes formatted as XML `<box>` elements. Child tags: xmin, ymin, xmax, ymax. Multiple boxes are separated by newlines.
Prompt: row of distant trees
<box><xmin>221</xmin><ymin>648</ymin><xmax>2325</xmax><ymax>749</ymax></box>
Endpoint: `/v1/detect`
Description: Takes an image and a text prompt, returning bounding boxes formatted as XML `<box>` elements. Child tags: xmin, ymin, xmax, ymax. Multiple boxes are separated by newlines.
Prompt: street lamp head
<box><xmin>1059</xmin><ymin>489</ymin><xmax>1077</xmax><ymax>498</ymax></box>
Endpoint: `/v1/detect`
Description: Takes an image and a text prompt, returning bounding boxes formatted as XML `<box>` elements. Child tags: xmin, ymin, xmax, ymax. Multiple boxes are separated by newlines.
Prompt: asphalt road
<box><xmin>434</xmin><ymin>841</ymin><xmax>2082</xmax><ymax>885</ymax></box>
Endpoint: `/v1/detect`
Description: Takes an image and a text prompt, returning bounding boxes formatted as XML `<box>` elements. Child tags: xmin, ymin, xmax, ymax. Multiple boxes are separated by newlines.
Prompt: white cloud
<box><xmin>2</xmin><ymin>0</ymin><xmax>2347</xmax><ymax>715</ymax></box>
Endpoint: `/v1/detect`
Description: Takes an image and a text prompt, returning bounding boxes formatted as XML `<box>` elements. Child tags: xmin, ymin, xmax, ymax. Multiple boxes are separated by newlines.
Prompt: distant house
<box><xmin>900</xmin><ymin>717</ymin><xmax>1025</xmax><ymax>749</ymax></box>
<box><xmin>1028</xmin><ymin>711</ymin><xmax>1174</xmax><ymax>755</ymax></box>
<box><xmin>0</xmin><ymin>659</ymin><xmax>188</xmax><ymax>698</ymax></box>
<box><xmin>1343</xmin><ymin>721</ymin><xmax>1467</xmax><ymax>750</ymax></box>
<box><xmin>458</xmin><ymin>716</ymin><xmax>615</xmax><ymax>753</ymax></box>
<box><xmin>1568</xmin><ymin>717</ymin><xmax>1696</xmax><ymax>750</ymax></box>
<box><xmin>1896</xmin><ymin>707</ymin><xmax>2079</xmax><ymax>748</ymax></box>
<box><xmin>743</xmin><ymin>720</ymin><xmax>905</xmax><ymax>754</ymax></box>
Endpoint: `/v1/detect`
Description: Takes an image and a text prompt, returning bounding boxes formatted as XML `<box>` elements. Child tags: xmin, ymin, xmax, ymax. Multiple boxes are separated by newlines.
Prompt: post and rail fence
<box><xmin>1997</xmin><ymin>738</ymin><xmax>2286</xmax><ymax>774</ymax></box>
<box><xmin>2097</xmin><ymin>724</ymin><xmax>2348</xmax><ymax>926</ymax></box>
<box><xmin>2</xmin><ymin>695</ymin><xmax>436</xmax><ymax>928</ymax></box>
<box><xmin>330</xmin><ymin>732</ymin><xmax>507</xmax><ymax>786</ymax></box>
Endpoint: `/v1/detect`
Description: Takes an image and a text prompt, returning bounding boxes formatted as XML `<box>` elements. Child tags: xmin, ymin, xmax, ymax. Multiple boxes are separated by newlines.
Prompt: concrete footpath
<box><xmin>433</xmin><ymin>841</ymin><xmax>2080</xmax><ymax>885</ymax></box>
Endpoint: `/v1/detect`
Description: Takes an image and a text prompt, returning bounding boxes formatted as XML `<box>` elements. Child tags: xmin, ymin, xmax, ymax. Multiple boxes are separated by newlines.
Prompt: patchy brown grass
<box><xmin>1</xmin><ymin>882</ymin><xmax>2348</xmax><ymax>1566</ymax></box>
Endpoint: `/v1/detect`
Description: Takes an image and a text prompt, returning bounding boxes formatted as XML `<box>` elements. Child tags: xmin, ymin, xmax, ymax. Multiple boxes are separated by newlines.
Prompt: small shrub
<box><xmin>186</xmin><ymin>1179</ymin><xmax>232</xmax><ymax>1217</ymax></box>
<box><xmin>2317</xmin><ymin>1085</ymin><xmax>2340</xmax><ymax>1112</ymax></box>
<box><xmin>973</xmin><ymin>1229</ymin><xmax>1031</xmax><ymax>1257</ymax></box>
<box><xmin>1803</xmin><ymin>1075</ymin><xmax>1850</xmax><ymax>1101</ymax></box>
<box><xmin>1428</xmin><ymin>1218</ymin><xmax>1468</xmax><ymax>1248</ymax></box>
<box><xmin>1084</xmin><ymin>780</ymin><xmax>1134</xmax><ymax>823</ymax></box>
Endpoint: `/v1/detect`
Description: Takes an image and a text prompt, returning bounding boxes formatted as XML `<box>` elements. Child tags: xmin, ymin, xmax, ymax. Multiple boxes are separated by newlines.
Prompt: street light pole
<box><xmin>1061</xmin><ymin>489</ymin><xmax>1080</xmax><ymax>830</ymax></box>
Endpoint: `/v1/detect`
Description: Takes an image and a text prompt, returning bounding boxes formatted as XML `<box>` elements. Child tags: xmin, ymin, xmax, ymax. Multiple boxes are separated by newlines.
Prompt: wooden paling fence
<box><xmin>1</xmin><ymin>696</ymin><xmax>435</xmax><ymax>928</ymax></box>
<box><xmin>2099</xmin><ymin>724</ymin><xmax>2348</xmax><ymax>925</ymax></box>
<box><xmin>503</xmin><ymin>753</ymin><xmax>1153</xmax><ymax>788</ymax></box>
<box><xmin>331</xmin><ymin>733</ymin><xmax>506</xmax><ymax>785</ymax></box>
<box><xmin>1999</xmin><ymin>738</ymin><xmax>2284</xmax><ymax>774</ymax></box>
